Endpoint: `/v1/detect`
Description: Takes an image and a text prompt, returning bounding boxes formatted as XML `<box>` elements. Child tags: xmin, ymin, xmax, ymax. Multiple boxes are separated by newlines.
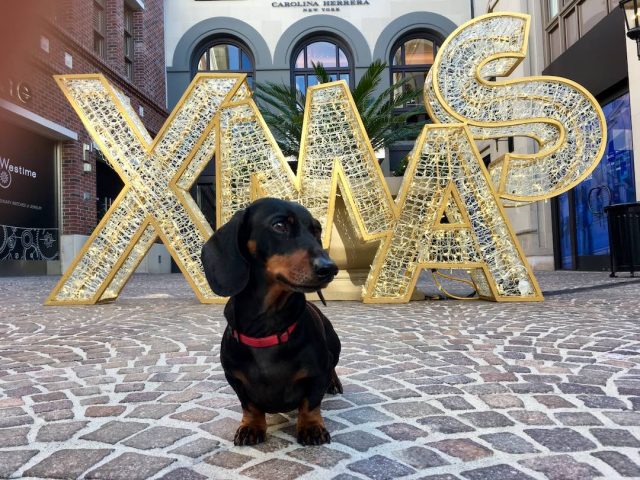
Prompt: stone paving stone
<box><xmin>199</xmin><ymin>416</ymin><xmax>238</xmax><ymax>442</ymax></box>
<box><xmin>338</xmin><ymin>406</ymin><xmax>393</xmax><ymax>424</ymax></box>
<box><xmin>460</xmin><ymin>411</ymin><xmax>514</xmax><ymax>428</ymax></box>
<box><xmin>436</xmin><ymin>396</ymin><xmax>475</xmax><ymax>410</ymax></box>
<box><xmin>169</xmin><ymin>438</ymin><xmax>220</xmax><ymax>458</ymax></box>
<box><xmin>524</xmin><ymin>428</ymin><xmax>597</xmax><ymax>452</ymax></box>
<box><xmin>159</xmin><ymin>467</ymin><xmax>207</xmax><ymax>480</ymax></box>
<box><xmin>461</xmin><ymin>464</ymin><xmax>535</xmax><ymax>480</ymax></box>
<box><xmin>418</xmin><ymin>416</ymin><xmax>475</xmax><ymax>434</ymax></box>
<box><xmin>377</xmin><ymin>422</ymin><xmax>428</xmax><ymax>441</ymax></box>
<box><xmin>85</xmin><ymin>405</ymin><xmax>126</xmax><ymax>417</ymax></box>
<box><xmin>31</xmin><ymin>391</ymin><xmax>67</xmax><ymax>402</ymax></box>
<box><xmin>479</xmin><ymin>394</ymin><xmax>523</xmax><ymax>409</ymax></box>
<box><xmin>0</xmin><ymin>414</ymin><xmax>33</xmax><ymax>427</ymax></box>
<box><xmin>287</xmin><ymin>445</ymin><xmax>350</xmax><ymax>467</ymax></box>
<box><xmin>242</xmin><ymin>458</ymin><xmax>313</xmax><ymax>480</ymax></box>
<box><xmin>25</xmin><ymin>449</ymin><xmax>112</xmax><ymax>479</ymax></box>
<box><xmin>249</xmin><ymin>435</ymin><xmax>293</xmax><ymax>453</ymax></box>
<box><xmin>169</xmin><ymin>407</ymin><xmax>218</xmax><ymax>422</ymax></box>
<box><xmin>122</xmin><ymin>425</ymin><xmax>194</xmax><ymax>449</ymax></box>
<box><xmin>120</xmin><ymin>391</ymin><xmax>163</xmax><ymax>403</ymax></box>
<box><xmin>589</xmin><ymin>427</ymin><xmax>640</xmax><ymax>447</ymax></box>
<box><xmin>81</xmin><ymin>395</ymin><xmax>110</xmax><ymax>406</ymax></box>
<box><xmin>0</xmin><ymin>450</ymin><xmax>38</xmax><ymax>478</ymax></box>
<box><xmin>508</xmin><ymin>410</ymin><xmax>554</xmax><ymax>425</ymax></box>
<box><xmin>342</xmin><ymin>392</ymin><xmax>386</xmax><ymax>405</ymax></box>
<box><xmin>478</xmin><ymin>432</ymin><xmax>539</xmax><ymax>454</ymax></box>
<box><xmin>603</xmin><ymin>411</ymin><xmax>640</xmax><ymax>425</ymax></box>
<box><xmin>393</xmin><ymin>446</ymin><xmax>449</xmax><ymax>469</ymax></box>
<box><xmin>36</xmin><ymin>420</ymin><xmax>88</xmax><ymax>441</ymax></box>
<box><xmin>332</xmin><ymin>474</ymin><xmax>361</xmax><ymax>480</ymax></box>
<box><xmin>534</xmin><ymin>395</ymin><xmax>577</xmax><ymax>408</ymax></box>
<box><xmin>0</xmin><ymin>426</ymin><xmax>29</xmax><ymax>447</ymax></box>
<box><xmin>428</xmin><ymin>439</ymin><xmax>493</xmax><ymax>461</ymax></box>
<box><xmin>418</xmin><ymin>475</ymin><xmax>460</xmax><ymax>480</ymax></box>
<box><xmin>347</xmin><ymin>454</ymin><xmax>416</xmax><ymax>480</ymax></box>
<box><xmin>126</xmin><ymin>403</ymin><xmax>180</xmax><ymax>419</ymax></box>
<box><xmin>591</xmin><ymin>451</ymin><xmax>640</xmax><ymax>477</ymax></box>
<box><xmin>381</xmin><ymin>401</ymin><xmax>443</xmax><ymax>417</ymax></box>
<box><xmin>39</xmin><ymin>408</ymin><xmax>75</xmax><ymax>421</ymax></box>
<box><xmin>554</xmin><ymin>412</ymin><xmax>603</xmax><ymax>426</ymax></box>
<box><xmin>332</xmin><ymin>431</ymin><xmax>388</xmax><ymax>452</ymax></box>
<box><xmin>86</xmin><ymin>452</ymin><xmax>174</xmax><ymax>480</ymax></box>
<box><xmin>203</xmin><ymin>450</ymin><xmax>254</xmax><ymax>469</ymax></box>
<box><xmin>577</xmin><ymin>394</ymin><xmax>628</xmax><ymax>409</ymax></box>
<box><xmin>519</xmin><ymin>455</ymin><xmax>602</xmax><ymax>480</ymax></box>
<box><xmin>80</xmin><ymin>420</ymin><xmax>148</xmax><ymax>444</ymax></box>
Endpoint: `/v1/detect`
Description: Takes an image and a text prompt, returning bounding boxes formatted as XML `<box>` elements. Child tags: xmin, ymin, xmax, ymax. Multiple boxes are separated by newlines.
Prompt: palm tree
<box><xmin>253</xmin><ymin>60</ymin><xmax>426</xmax><ymax>160</ymax></box>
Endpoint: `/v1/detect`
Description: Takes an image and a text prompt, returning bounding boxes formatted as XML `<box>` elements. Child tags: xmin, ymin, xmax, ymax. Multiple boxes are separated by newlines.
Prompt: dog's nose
<box><xmin>313</xmin><ymin>257</ymin><xmax>338</xmax><ymax>279</ymax></box>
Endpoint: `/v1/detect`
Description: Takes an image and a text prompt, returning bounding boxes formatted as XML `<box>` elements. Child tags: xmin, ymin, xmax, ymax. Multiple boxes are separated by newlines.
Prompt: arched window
<box><xmin>193</xmin><ymin>38</ymin><xmax>255</xmax><ymax>87</ymax></box>
<box><xmin>390</xmin><ymin>33</ymin><xmax>442</xmax><ymax>113</ymax></box>
<box><xmin>291</xmin><ymin>37</ymin><xmax>353</xmax><ymax>93</ymax></box>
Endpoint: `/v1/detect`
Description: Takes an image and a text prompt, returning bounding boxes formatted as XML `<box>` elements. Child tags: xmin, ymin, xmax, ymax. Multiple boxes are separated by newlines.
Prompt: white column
<box><xmin>627</xmin><ymin>36</ymin><xmax>640</xmax><ymax>201</ymax></box>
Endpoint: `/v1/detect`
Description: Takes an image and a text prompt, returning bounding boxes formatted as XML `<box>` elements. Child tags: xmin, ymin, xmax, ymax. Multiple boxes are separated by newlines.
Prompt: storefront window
<box><xmin>292</xmin><ymin>38</ymin><xmax>352</xmax><ymax>94</ymax></box>
<box><xmin>390</xmin><ymin>35</ymin><xmax>438</xmax><ymax>108</ymax></box>
<box><xmin>0</xmin><ymin>121</ymin><xmax>59</xmax><ymax>263</ymax></box>
<box><xmin>194</xmin><ymin>39</ymin><xmax>255</xmax><ymax>88</ymax></box>
<box><xmin>557</xmin><ymin>92</ymin><xmax>636</xmax><ymax>268</ymax></box>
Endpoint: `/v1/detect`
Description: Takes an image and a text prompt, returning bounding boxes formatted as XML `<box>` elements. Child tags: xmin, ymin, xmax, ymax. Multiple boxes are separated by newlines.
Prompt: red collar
<box><xmin>231</xmin><ymin>321</ymin><xmax>298</xmax><ymax>348</ymax></box>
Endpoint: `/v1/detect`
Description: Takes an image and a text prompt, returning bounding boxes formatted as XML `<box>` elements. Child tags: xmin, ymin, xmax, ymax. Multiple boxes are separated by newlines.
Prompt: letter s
<box><xmin>425</xmin><ymin>13</ymin><xmax>606</xmax><ymax>204</ymax></box>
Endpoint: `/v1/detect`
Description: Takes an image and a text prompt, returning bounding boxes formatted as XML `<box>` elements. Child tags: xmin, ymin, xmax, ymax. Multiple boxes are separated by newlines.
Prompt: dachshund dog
<box><xmin>201</xmin><ymin>198</ymin><xmax>342</xmax><ymax>446</ymax></box>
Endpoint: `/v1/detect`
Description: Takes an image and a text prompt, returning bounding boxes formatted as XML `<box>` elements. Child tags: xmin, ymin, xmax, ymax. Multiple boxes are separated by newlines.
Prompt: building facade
<box><xmin>165</xmin><ymin>0</ymin><xmax>556</xmax><ymax>268</ymax></box>
<box><xmin>0</xmin><ymin>0</ymin><xmax>168</xmax><ymax>276</ymax></box>
<box><xmin>540</xmin><ymin>0</ymin><xmax>639</xmax><ymax>271</ymax></box>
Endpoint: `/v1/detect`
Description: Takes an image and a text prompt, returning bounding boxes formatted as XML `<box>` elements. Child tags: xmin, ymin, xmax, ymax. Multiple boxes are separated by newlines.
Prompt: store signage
<box><xmin>271</xmin><ymin>0</ymin><xmax>369</xmax><ymax>12</ymax></box>
<box><xmin>0</xmin><ymin>77</ymin><xmax>33</xmax><ymax>104</ymax></box>
<box><xmin>0</xmin><ymin>121</ymin><xmax>58</xmax><ymax>262</ymax></box>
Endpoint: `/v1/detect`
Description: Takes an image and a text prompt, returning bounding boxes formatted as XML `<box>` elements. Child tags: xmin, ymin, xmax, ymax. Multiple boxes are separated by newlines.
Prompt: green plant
<box><xmin>254</xmin><ymin>59</ymin><xmax>426</xmax><ymax>160</ymax></box>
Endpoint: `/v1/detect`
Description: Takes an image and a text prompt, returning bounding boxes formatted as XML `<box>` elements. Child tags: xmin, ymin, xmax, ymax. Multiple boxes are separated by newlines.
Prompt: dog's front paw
<box><xmin>234</xmin><ymin>425</ymin><xmax>266</xmax><ymax>446</ymax></box>
<box><xmin>297</xmin><ymin>425</ymin><xmax>330</xmax><ymax>445</ymax></box>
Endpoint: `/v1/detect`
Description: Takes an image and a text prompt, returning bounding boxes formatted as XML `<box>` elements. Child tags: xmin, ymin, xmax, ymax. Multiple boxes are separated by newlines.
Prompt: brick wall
<box><xmin>0</xmin><ymin>0</ymin><xmax>167</xmax><ymax>236</ymax></box>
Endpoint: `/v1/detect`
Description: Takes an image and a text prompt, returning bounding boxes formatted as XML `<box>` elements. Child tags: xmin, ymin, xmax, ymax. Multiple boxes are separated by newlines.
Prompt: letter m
<box><xmin>216</xmin><ymin>79</ymin><xmax>395</xmax><ymax>247</ymax></box>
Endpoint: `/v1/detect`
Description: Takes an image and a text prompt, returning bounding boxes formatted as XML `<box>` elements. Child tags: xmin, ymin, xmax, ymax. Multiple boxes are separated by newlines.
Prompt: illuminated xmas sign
<box><xmin>46</xmin><ymin>13</ymin><xmax>605</xmax><ymax>305</ymax></box>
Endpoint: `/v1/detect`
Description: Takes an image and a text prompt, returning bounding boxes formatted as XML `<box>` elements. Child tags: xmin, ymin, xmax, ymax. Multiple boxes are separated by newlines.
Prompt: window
<box><xmin>124</xmin><ymin>6</ymin><xmax>134</xmax><ymax>80</ymax></box>
<box><xmin>545</xmin><ymin>0</ymin><xmax>618</xmax><ymax>66</ymax></box>
<box><xmin>93</xmin><ymin>0</ymin><xmax>105</xmax><ymax>59</ymax></box>
<box><xmin>194</xmin><ymin>39</ymin><xmax>255</xmax><ymax>87</ymax></box>
<box><xmin>291</xmin><ymin>38</ymin><xmax>352</xmax><ymax>94</ymax></box>
<box><xmin>390</xmin><ymin>33</ymin><xmax>441</xmax><ymax>111</ymax></box>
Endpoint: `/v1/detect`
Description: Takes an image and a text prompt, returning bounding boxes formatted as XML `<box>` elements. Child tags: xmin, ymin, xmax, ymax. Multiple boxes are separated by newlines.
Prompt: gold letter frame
<box><xmin>46</xmin><ymin>74</ymin><xmax>250</xmax><ymax>305</ymax></box>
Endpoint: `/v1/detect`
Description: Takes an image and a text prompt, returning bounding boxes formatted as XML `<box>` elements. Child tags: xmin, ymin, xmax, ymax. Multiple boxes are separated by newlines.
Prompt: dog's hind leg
<box><xmin>326</xmin><ymin>369</ymin><xmax>343</xmax><ymax>395</ymax></box>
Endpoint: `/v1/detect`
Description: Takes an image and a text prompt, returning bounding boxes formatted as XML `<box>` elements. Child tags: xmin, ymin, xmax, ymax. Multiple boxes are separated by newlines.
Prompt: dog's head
<box><xmin>201</xmin><ymin>198</ymin><xmax>338</xmax><ymax>298</ymax></box>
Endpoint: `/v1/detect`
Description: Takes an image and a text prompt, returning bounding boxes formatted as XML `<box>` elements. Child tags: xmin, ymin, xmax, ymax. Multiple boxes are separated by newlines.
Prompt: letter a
<box><xmin>363</xmin><ymin>124</ymin><xmax>542</xmax><ymax>303</ymax></box>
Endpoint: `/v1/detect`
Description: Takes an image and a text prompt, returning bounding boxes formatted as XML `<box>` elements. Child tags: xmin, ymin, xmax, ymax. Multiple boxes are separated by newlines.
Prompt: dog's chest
<box><xmin>243</xmin><ymin>346</ymin><xmax>325</xmax><ymax>411</ymax></box>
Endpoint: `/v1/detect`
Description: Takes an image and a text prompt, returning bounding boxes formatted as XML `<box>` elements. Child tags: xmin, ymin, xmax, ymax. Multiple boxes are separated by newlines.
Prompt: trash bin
<box><xmin>605</xmin><ymin>202</ymin><xmax>640</xmax><ymax>277</ymax></box>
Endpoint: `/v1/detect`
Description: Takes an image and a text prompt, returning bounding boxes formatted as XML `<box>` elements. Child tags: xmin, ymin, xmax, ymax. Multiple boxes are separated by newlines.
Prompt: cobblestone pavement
<box><xmin>1</xmin><ymin>271</ymin><xmax>640</xmax><ymax>479</ymax></box>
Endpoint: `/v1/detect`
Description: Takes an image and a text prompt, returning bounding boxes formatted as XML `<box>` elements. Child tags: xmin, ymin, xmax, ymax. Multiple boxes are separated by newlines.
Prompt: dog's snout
<box><xmin>312</xmin><ymin>257</ymin><xmax>338</xmax><ymax>279</ymax></box>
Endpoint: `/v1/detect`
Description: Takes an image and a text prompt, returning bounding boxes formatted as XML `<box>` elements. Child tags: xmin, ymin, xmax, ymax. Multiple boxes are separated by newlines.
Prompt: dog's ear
<box><xmin>201</xmin><ymin>209</ymin><xmax>249</xmax><ymax>297</ymax></box>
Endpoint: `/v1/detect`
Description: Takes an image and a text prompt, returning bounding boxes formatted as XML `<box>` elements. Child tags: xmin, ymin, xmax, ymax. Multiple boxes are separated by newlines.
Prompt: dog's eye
<box><xmin>272</xmin><ymin>221</ymin><xmax>289</xmax><ymax>233</ymax></box>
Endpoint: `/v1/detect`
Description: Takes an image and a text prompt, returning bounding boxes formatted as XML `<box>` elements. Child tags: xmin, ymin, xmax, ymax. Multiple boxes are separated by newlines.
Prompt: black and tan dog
<box><xmin>201</xmin><ymin>198</ymin><xmax>342</xmax><ymax>446</ymax></box>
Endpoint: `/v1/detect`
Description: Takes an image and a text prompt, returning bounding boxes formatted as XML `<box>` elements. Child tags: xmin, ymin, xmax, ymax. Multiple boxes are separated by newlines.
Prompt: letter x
<box><xmin>46</xmin><ymin>74</ymin><xmax>247</xmax><ymax>305</ymax></box>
